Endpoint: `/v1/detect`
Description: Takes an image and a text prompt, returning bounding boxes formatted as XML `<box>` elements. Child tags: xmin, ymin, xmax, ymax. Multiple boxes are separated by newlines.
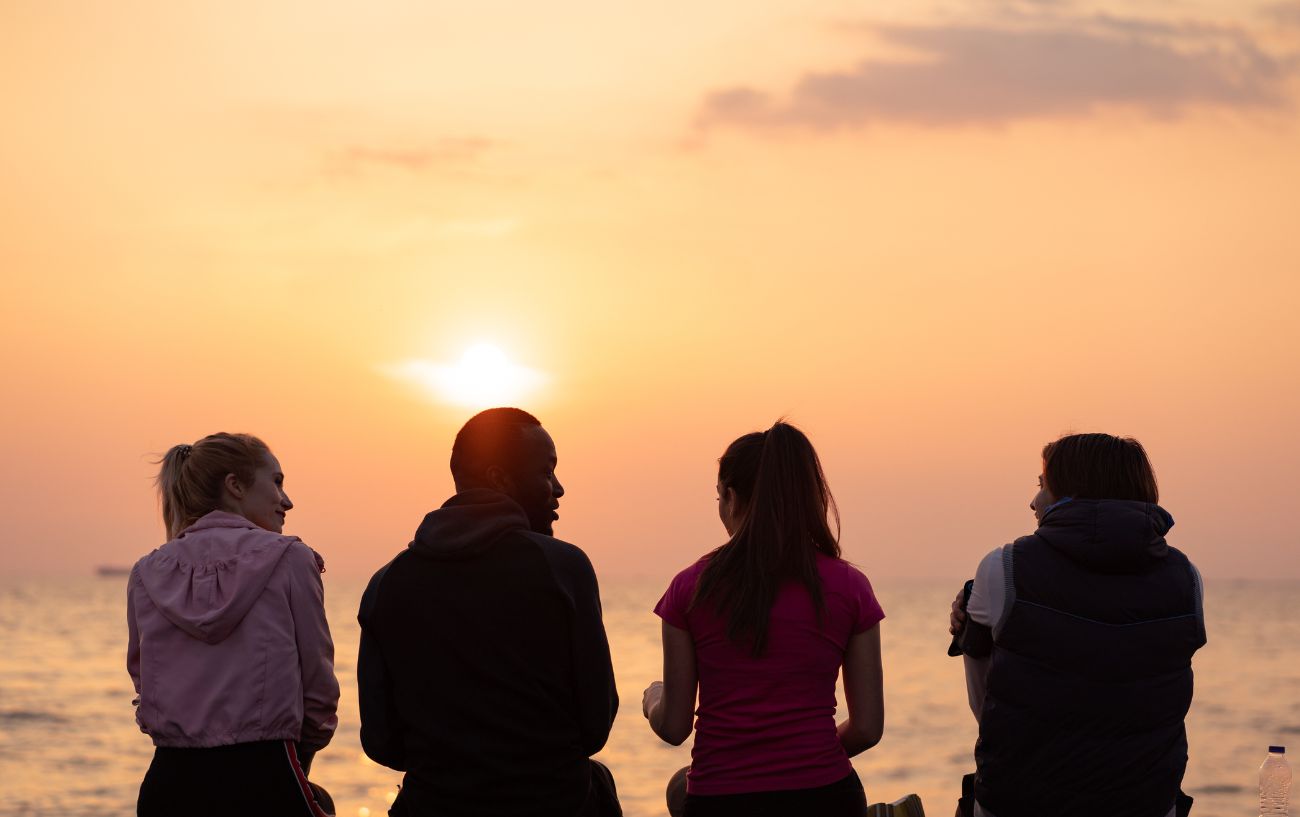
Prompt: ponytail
<box><xmin>154</xmin><ymin>433</ymin><xmax>271</xmax><ymax>539</ymax></box>
<box><xmin>692</xmin><ymin>421</ymin><xmax>840</xmax><ymax>656</ymax></box>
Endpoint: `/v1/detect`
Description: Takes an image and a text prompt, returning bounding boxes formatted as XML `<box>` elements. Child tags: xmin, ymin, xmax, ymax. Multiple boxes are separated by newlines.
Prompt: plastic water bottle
<box><xmin>1261</xmin><ymin>746</ymin><xmax>1292</xmax><ymax>816</ymax></box>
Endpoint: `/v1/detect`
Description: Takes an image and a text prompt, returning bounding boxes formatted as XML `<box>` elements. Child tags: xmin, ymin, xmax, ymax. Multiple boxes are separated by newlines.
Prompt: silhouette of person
<box><xmin>358</xmin><ymin>408</ymin><xmax>620</xmax><ymax>817</ymax></box>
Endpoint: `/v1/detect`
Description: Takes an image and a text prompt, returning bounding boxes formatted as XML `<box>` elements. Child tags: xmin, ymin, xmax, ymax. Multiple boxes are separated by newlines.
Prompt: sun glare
<box><xmin>386</xmin><ymin>343</ymin><xmax>546</xmax><ymax>409</ymax></box>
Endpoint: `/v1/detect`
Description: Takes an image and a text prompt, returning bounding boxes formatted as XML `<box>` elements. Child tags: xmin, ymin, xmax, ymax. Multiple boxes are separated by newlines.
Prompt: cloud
<box><xmin>1263</xmin><ymin>1</ymin><xmax>1300</xmax><ymax>27</ymax></box>
<box><xmin>698</xmin><ymin>16</ymin><xmax>1292</xmax><ymax>130</ymax></box>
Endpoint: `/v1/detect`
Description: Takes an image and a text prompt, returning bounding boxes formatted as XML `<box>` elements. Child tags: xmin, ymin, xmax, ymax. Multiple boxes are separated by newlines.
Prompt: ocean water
<box><xmin>1</xmin><ymin>576</ymin><xmax>1297</xmax><ymax>817</ymax></box>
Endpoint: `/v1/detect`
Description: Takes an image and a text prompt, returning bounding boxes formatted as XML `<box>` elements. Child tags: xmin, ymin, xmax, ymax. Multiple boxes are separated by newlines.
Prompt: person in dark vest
<box><xmin>357</xmin><ymin>408</ymin><xmax>621</xmax><ymax>817</ymax></box>
<box><xmin>949</xmin><ymin>433</ymin><xmax>1205</xmax><ymax>817</ymax></box>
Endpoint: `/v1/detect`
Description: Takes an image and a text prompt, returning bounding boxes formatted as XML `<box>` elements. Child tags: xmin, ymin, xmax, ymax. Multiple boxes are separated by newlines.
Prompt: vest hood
<box><xmin>1035</xmin><ymin>498</ymin><xmax>1174</xmax><ymax>574</ymax></box>
<box><xmin>410</xmin><ymin>489</ymin><xmax>532</xmax><ymax>559</ymax></box>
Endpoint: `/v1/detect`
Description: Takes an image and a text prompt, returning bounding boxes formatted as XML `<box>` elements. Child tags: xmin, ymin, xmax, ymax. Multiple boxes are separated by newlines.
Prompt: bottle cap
<box><xmin>1269</xmin><ymin>746</ymin><xmax>1286</xmax><ymax>754</ymax></box>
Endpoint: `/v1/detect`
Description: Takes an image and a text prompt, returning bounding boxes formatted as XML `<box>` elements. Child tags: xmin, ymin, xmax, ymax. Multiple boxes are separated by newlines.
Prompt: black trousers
<box><xmin>957</xmin><ymin>773</ymin><xmax>1195</xmax><ymax>817</ymax></box>
<box><xmin>577</xmin><ymin>760</ymin><xmax>622</xmax><ymax>817</ymax></box>
<box><xmin>138</xmin><ymin>740</ymin><xmax>327</xmax><ymax>817</ymax></box>
<box><xmin>683</xmin><ymin>771</ymin><xmax>866</xmax><ymax>817</ymax></box>
<box><xmin>388</xmin><ymin>759</ymin><xmax>621</xmax><ymax>817</ymax></box>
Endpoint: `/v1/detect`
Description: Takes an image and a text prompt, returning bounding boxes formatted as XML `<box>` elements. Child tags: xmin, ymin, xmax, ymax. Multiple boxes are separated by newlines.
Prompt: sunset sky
<box><xmin>3</xmin><ymin>0</ymin><xmax>1298</xmax><ymax>580</ymax></box>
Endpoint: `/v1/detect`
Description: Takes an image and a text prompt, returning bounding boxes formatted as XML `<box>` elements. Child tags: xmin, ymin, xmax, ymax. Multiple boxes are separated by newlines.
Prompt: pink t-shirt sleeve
<box><xmin>654</xmin><ymin>563</ymin><xmax>700</xmax><ymax>630</ymax></box>
<box><xmin>845</xmin><ymin>564</ymin><xmax>885</xmax><ymax>633</ymax></box>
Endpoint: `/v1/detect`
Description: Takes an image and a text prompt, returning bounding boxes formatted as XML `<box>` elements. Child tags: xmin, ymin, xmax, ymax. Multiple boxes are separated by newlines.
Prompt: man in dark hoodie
<box><xmin>357</xmin><ymin>407</ymin><xmax>620</xmax><ymax>817</ymax></box>
<box><xmin>949</xmin><ymin>433</ymin><xmax>1205</xmax><ymax>817</ymax></box>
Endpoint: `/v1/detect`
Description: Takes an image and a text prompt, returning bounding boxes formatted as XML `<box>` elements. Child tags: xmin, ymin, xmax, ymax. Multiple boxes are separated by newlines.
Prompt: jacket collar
<box><xmin>180</xmin><ymin>510</ymin><xmax>260</xmax><ymax>536</ymax></box>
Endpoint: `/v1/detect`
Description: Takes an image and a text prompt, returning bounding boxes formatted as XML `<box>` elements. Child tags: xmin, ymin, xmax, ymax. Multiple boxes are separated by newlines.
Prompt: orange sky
<box><xmin>3</xmin><ymin>0</ymin><xmax>1299</xmax><ymax>580</ymax></box>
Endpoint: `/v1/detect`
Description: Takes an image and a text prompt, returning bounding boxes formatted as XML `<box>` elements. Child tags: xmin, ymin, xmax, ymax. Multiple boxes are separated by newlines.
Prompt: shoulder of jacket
<box><xmin>517</xmin><ymin>530</ymin><xmax>585</xmax><ymax>555</ymax></box>
<box><xmin>1009</xmin><ymin>533</ymin><xmax>1040</xmax><ymax>551</ymax></box>
<box><xmin>282</xmin><ymin>537</ymin><xmax>323</xmax><ymax>567</ymax></box>
<box><xmin>357</xmin><ymin>555</ymin><xmax>401</xmax><ymax>623</ymax></box>
<box><xmin>259</xmin><ymin>538</ymin><xmax>323</xmax><ymax>590</ymax></box>
<box><xmin>517</xmin><ymin>531</ymin><xmax>595</xmax><ymax>576</ymax></box>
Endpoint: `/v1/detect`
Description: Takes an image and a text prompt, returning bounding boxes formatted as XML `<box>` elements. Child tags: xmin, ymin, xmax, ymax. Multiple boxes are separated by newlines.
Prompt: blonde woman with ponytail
<box><xmin>127</xmin><ymin>432</ymin><xmax>339</xmax><ymax>817</ymax></box>
<box><xmin>643</xmin><ymin>421</ymin><xmax>886</xmax><ymax>817</ymax></box>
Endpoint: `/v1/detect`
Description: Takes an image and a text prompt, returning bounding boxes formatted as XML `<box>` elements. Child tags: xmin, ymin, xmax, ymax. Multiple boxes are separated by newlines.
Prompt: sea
<box><xmin>1</xmin><ymin>576</ymin><xmax>1297</xmax><ymax>817</ymax></box>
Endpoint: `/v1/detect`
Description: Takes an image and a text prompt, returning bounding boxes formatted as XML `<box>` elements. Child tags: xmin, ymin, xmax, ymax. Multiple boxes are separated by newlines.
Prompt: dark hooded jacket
<box><xmin>973</xmin><ymin>499</ymin><xmax>1206</xmax><ymax>817</ymax></box>
<box><xmin>357</xmin><ymin>489</ymin><xmax>618</xmax><ymax>817</ymax></box>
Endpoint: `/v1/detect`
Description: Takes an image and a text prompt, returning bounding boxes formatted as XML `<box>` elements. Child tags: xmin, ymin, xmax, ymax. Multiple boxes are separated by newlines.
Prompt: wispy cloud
<box><xmin>698</xmin><ymin>14</ymin><xmax>1293</xmax><ymax>130</ymax></box>
<box><xmin>1263</xmin><ymin>1</ymin><xmax>1300</xmax><ymax>27</ymax></box>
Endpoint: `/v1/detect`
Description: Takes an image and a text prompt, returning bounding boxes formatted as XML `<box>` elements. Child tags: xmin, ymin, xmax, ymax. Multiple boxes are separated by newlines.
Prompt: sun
<box><xmin>386</xmin><ymin>343</ymin><xmax>546</xmax><ymax>409</ymax></box>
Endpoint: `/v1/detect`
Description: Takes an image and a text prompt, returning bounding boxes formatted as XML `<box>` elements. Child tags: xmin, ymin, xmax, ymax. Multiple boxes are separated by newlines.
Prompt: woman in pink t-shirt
<box><xmin>642</xmin><ymin>421</ymin><xmax>885</xmax><ymax>817</ymax></box>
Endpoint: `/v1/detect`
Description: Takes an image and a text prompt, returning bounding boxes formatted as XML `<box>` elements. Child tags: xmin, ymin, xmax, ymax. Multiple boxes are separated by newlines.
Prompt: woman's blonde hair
<box><xmin>155</xmin><ymin>432</ymin><xmax>271</xmax><ymax>539</ymax></box>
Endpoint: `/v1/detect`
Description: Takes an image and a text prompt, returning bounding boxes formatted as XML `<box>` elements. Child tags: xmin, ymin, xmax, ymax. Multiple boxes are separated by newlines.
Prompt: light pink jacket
<box><xmin>126</xmin><ymin>511</ymin><xmax>339</xmax><ymax>750</ymax></box>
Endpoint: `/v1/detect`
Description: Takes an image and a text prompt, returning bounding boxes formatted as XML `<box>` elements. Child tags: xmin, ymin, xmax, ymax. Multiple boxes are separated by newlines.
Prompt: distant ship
<box><xmin>95</xmin><ymin>565</ymin><xmax>131</xmax><ymax>577</ymax></box>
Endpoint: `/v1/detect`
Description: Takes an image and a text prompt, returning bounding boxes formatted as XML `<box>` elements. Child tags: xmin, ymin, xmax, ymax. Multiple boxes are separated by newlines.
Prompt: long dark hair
<box><xmin>691</xmin><ymin>421</ymin><xmax>841</xmax><ymax>657</ymax></box>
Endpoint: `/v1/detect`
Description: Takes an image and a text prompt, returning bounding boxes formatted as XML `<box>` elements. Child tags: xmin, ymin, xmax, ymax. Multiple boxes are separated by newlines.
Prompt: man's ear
<box><xmin>223</xmin><ymin>472</ymin><xmax>246</xmax><ymax>500</ymax></box>
<box><xmin>484</xmin><ymin>465</ymin><xmax>514</xmax><ymax>495</ymax></box>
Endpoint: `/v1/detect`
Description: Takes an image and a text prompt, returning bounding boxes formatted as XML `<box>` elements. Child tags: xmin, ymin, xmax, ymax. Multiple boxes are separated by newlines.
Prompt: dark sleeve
<box><xmin>961</xmin><ymin>620</ymin><xmax>994</xmax><ymax>658</ymax></box>
<box><xmin>959</xmin><ymin>547</ymin><xmax>1007</xmax><ymax>659</ymax></box>
<box><xmin>541</xmin><ymin>540</ymin><xmax>619</xmax><ymax>756</ymax></box>
<box><xmin>357</xmin><ymin>563</ymin><xmax>407</xmax><ymax>771</ymax></box>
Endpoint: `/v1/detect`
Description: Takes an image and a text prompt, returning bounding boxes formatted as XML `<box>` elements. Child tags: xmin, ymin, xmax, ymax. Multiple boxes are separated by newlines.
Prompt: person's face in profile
<box><xmin>506</xmin><ymin>426</ymin><xmax>564</xmax><ymax>536</ymax></box>
<box><xmin>226</xmin><ymin>453</ymin><xmax>293</xmax><ymax>533</ymax></box>
<box><xmin>1030</xmin><ymin>471</ymin><xmax>1056</xmax><ymax>523</ymax></box>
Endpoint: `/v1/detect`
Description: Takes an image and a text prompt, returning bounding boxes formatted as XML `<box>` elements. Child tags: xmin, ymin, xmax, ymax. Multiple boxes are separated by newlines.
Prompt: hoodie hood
<box><xmin>411</xmin><ymin>489</ymin><xmax>532</xmax><ymax>559</ymax></box>
<box><xmin>134</xmin><ymin>510</ymin><xmax>305</xmax><ymax>644</ymax></box>
<box><xmin>1035</xmin><ymin>498</ymin><xmax>1175</xmax><ymax>573</ymax></box>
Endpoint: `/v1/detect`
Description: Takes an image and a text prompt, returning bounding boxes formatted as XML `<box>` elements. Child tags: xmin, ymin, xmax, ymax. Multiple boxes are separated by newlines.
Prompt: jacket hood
<box><xmin>134</xmin><ymin>510</ymin><xmax>307</xmax><ymax>644</ymax></box>
<box><xmin>1034</xmin><ymin>498</ymin><xmax>1175</xmax><ymax>573</ymax></box>
<box><xmin>411</xmin><ymin>489</ymin><xmax>532</xmax><ymax>559</ymax></box>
